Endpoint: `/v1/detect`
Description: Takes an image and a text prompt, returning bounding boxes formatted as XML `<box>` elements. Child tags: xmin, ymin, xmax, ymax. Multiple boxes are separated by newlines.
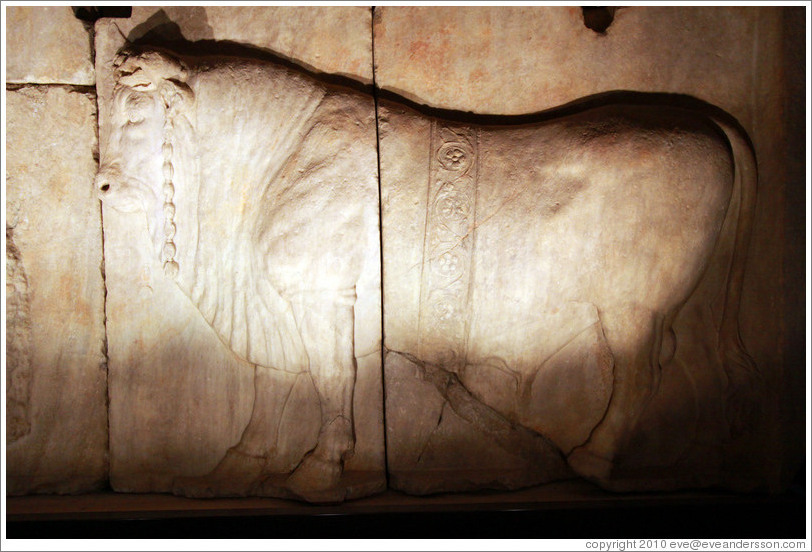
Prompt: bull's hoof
<box><xmin>722</xmin><ymin>359</ymin><xmax>761</xmax><ymax>439</ymax></box>
<box><xmin>284</xmin><ymin>453</ymin><xmax>344</xmax><ymax>502</ymax></box>
<box><xmin>172</xmin><ymin>448</ymin><xmax>266</xmax><ymax>498</ymax></box>
<box><xmin>566</xmin><ymin>446</ymin><xmax>615</xmax><ymax>483</ymax></box>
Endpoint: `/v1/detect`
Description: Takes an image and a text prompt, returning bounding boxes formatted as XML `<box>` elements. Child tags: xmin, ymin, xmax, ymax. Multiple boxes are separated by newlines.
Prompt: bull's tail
<box><xmin>710</xmin><ymin>114</ymin><xmax>760</xmax><ymax>438</ymax></box>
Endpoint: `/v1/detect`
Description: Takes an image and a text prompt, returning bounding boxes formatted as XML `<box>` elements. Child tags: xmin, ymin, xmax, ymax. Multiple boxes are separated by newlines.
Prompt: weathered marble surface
<box><xmin>95</xmin><ymin>45</ymin><xmax>383</xmax><ymax>502</ymax></box>
<box><xmin>5</xmin><ymin>7</ymin><xmax>95</xmax><ymax>85</ymax></box>
<box><xmin>6</xmin><ymin>86</ymin><xmax>107</xmax><ymax>494</ymax></box>
<box><xmin>373</xmin><ymin>9</ymin><xmax>795</xmax><ymax>435</ymax></box>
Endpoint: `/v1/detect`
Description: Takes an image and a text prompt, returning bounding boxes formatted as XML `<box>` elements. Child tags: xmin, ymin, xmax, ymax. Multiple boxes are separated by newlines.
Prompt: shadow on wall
<box><xmin>128</xmin><ymin>8</ymin><xmax>214</xmax><ymax>44</ymax></box>
<box><xmin>73</xmin><ymin>6</ymin><xmax>132</xmax><ymax>22</ymax></box>
<box><xmin>581</xmin><ymin>6</ymin><xmax>618</xmax><ymax>34</ymax></box>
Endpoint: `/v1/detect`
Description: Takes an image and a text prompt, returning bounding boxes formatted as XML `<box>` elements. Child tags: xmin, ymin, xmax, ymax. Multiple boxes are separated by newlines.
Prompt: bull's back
<box><xmin>468</xmin><ymin>104</ymin><xmax>734</xmax><ymax>364</ymax></box>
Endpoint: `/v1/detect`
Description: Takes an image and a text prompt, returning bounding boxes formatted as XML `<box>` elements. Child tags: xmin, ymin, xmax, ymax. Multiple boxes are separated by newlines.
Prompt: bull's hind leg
<box><xmin>567</xmin><ymin>305</ymin><xmax>665</xmax><ymax>483</ymax></box>
<box><xmin>285</xmin><ymin>289</ymin><xmax>357</xmax><ymax>500</ymax></box>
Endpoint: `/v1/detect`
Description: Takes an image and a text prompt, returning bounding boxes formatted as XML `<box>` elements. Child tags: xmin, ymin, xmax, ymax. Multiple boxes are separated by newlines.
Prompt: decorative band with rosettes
<box><xmin>418</xmin><ymin>122</ymin><xmax>479</xmax><ymax>369</ymax></box>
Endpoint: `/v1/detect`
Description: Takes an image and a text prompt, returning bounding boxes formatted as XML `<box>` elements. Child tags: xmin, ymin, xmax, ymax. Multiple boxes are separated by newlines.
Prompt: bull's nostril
<box><xmin>100</xmin><ymin>183</ymin><xmax>110</xmax><ymax>192</ymax></box>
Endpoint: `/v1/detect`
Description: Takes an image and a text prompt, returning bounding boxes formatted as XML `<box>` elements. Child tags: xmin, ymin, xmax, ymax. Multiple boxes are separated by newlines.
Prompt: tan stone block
<box><xmin>374</xmin><ymin>7</ymin><xmax>757</xmax><ymax>121</ymax></box>
<box><xmin>6</xmin><ymin>86</ymin><xmax>106</xmax><ymax>493</ymax></box>
<box><xmin>5</xmin><ymin>7</ymin><xmax>94</xmax><ymax>85</ymax></box>
<box><xmin>205</xmin><ymin>6</ymin><xmax>372</xmax><ymax>83</ymax></box>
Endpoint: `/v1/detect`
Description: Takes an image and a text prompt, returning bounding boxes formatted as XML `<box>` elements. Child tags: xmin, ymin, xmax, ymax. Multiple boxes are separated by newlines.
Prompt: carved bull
<box><xmin>96</xmin><ymin>47</ymin><xmax>379</xmax><ymax>501</ymax></box>
<box><xmin>97</xmin><ymin>45</ymin><xmax>758</xmax><ymax>498</ymax></box>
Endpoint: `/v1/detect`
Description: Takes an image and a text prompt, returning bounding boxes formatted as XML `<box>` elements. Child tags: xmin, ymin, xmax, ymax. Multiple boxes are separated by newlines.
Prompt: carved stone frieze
<box><xmin>5</xmin><ymin>6</ymin><xmax>799</xmax><ymax>502</ymax></box>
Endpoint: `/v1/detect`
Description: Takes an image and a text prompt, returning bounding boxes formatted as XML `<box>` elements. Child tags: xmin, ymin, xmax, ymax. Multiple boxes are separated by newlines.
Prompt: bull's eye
<box><xmin>127</xmin><ymin>111</ymin><xmax>145</xmax><ymax>124</ymax></box>
<box><xmin>124</xmin><ymin>94</ymin><xmax>151</xmax><ymax>125</ymax></box>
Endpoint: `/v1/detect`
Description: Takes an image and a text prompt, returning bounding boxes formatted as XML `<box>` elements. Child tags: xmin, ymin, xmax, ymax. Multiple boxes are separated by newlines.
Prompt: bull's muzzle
<box><xmin>95</xmin><ymin>168</ymin><xmax>114</xmax><ymax>196</ymax></box>
<box><xmin>96</xmin><ymin>165</ymin><xmax>121</xmax><ymax>197</ymax></box>
<box><xmin>94</xmin><ymin>165</ymin><xmax>146</xmax><ymax>213</ymax></box>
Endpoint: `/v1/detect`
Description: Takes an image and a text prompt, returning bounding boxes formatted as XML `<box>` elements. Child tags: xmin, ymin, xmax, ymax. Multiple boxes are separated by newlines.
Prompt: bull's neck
<box><xmin>160</xmin><ymin>63</ymin><xmax>328</xmax><ymax>296</ymax></box>
<box><xmin>171</xmin><ymin>171</ymin><xmax>202</xmax><ymax>296</ymax></box>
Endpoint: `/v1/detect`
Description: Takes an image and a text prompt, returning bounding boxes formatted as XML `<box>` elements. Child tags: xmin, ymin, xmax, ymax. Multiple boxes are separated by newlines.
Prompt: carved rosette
<box><xmin>418</xmin><ymin>124</ymin><xmax>479</xmax><ymax>368</ymax></box>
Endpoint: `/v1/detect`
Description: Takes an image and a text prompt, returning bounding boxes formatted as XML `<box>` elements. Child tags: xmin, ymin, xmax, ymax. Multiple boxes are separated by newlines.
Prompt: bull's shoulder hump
<box><xmin>301</xmin><ymin>88</ymin><xmax>377</xmax><ymax>148</ymax></box>
<box><xmin>189</xmin><ymin>56</ymin><xmax>324</xmax><ymax>90</ymax></box>
<box><xmin>318</xmin><ymin>88</ymin><xmax>376</xmax><ymax>121</ymax></box>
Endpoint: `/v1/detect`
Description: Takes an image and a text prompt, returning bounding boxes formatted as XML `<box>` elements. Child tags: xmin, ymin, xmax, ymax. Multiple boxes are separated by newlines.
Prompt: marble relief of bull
<box><xmin>96</xmin><ymin>45</ymin><xmax>759</xmax><ymax>500</ymax></box>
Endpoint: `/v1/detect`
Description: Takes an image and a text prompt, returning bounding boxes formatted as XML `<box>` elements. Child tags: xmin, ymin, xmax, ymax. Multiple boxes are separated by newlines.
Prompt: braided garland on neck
<box><xmin>161</xmin><ymin>89</ymin><xmax>179</xmax><ymax>279</ymax></box>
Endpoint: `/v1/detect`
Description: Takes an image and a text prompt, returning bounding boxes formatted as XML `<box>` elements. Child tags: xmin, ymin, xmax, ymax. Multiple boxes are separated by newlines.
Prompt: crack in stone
<box><xmin>6</xmin><ymin>82</ymin><xmax>97</xmax><ymax>94</ymax></box>
<box><xmin>371</xmin><ymin>5</ymin><xmax>390</xmax><ymax>487</ymax></box>
<box><xmin>416</xmin><ymin>400</ymin><xmax>447</xmax><ymax>465</ymax></box>
<box><xmin>386</xmin><ymin>348</ymin><xmax>570</xmax><ymax>477</ymax></box>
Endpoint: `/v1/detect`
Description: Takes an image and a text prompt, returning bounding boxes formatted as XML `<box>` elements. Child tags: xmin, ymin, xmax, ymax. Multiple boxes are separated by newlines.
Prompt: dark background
<box><xmin>7</xmin><ymin>474</ymin><xmax>807</xmax><ymax>539</ymax></box>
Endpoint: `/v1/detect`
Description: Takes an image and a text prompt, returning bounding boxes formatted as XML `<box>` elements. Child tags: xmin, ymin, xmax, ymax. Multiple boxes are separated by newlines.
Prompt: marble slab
<box><xmin>5</xmin><ymin>7</ymin><xmax>94</xmax><ymax>85</ymax></box>
<box><xmin>6</xmin><ymin>86</ymin><xmax>107</xmax><ymax>494</ymax></box>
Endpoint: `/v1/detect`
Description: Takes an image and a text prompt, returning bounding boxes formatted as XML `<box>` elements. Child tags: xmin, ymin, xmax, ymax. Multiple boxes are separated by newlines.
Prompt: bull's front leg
<box><xmin>285</xmin><ymin>288</ymin><xmax>357</xmax><ymax>499</ymax></box>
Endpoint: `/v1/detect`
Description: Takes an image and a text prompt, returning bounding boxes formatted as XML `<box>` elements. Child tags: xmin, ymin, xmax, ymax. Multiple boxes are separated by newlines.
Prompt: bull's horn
<box><xmin>112</xmin><ymin>46</ymin><xmax>134</xmax><ymax>69</ymax></box>
<box><xmin>118</xmin><ymin>69</ymin><xmax>156</xmax><ymax>90</ymax></box>
<box><xmin>115</xmin><ymin>48</ymin><xmax>188</xmax><ymax>90</ymax></box>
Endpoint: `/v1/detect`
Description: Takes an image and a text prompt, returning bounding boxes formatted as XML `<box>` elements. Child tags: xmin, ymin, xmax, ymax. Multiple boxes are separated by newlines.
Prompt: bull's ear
<box><xmin>115</xmin><ymin>51</ymin><xmax>157</xmax><ymax>90</ymax></box>
<box><xmin>118</xmin><ymin>69</ymin><xmax>156</xmax><ymax>91</ymax></box>
<box><xmin>162</xmin><ymin>79</ymin><xmax>194</xmax><ymax>110</ymax></box>
<box><xmin>113</xmin><ymin>47</ymin><xmax>134</xmax><ymax>69</ymax></box>
<box><xmin>143</xmin><ymin>50</ymin><xmax>188</xmax><ymax>85</ymax></box>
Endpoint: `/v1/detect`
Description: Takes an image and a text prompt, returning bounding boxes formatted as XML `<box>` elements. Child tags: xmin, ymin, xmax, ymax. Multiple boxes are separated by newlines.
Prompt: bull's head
<box><xmin>96</xmin><ymin>48</ymin><xmax>194</xmax><ymax>277</ymax></box>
